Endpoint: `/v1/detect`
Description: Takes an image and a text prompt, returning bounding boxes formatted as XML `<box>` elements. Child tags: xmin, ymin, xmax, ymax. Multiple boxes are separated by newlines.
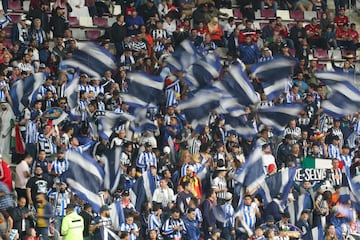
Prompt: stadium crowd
<box><xmin>0</xmin><ymin>0</ymin><xmax>359</xmax><ymax>239</ymax></box>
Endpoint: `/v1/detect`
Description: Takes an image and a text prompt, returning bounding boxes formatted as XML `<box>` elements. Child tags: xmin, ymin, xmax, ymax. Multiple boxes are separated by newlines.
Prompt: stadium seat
<box><xmin>93</xmin><ymin>17</ymin><xmax>108</xmax><ymax>28</ymax></box>
<box><xmin>255</xmin><ymin>10</ymin><xmax>261</xmax><ymax>19</ymax></box>
<box><xmin>23</xmin><ymin>0</ymin><xmax>30</xmax><ymax>11</ymax></box>
<box><xmin>8</xmin><ymin>1</ymin><xmax>22</xmax><ymax>12</ymax></box>
<box><xmin>3</xmin><ymin>39</ymin><xmax>12</xmax><ymax>49</ymax></box>
<box><xmin>3</xmin><ymin>26</ymin><xmax>12</xmax><ymax>38</ymax></box>
<box><xmin>220</xmin><ymin>8</ymin><xmax>233</xmax><ymax>18</ymax></box>
<box><xmin>233</xmin><ymin>9</ymin><xmax>243</xmax><ymax>20</ymax></box>
<box><xmin>85</xmin><ymin>29</ymin><xmax>101</xmax><ymax>40</ymax></box>
<box><xmin>276</xmin><ymin>10</ymin><xmax>291</xmax><ymax>21</ymax></box>
<box><xmin>342</xmin><ymin>50</ymin><xmax>355</xmax><ymax>57</ymax></box>
<box><xmin>113</xmin><ymin>5</ymin><xmax>122</xmax><ymax>15</ymax></box>
<box><xmin>316</xmin><ymin>63</ymin><xmax>324</xmax><ymax>70</ymax></box>
<box><xmin>290</xmin><ymin>10</ymin><xmax>304</xmax><ymax>20</ymax></box>
<box><xmin>304</xmin><ymin>11</ymin><xmax>317</xmax><ymax>20</ymax></box>
<box><xmin>79</xmin><ymin>16</ymin><xmax>94</xmax><ymax>27</ymax></box>
<box><xmin>261</xmin><ymin>9</ymin><xmax>275</xmax><ymax>18</ymax></box>
<box><xmin>68</xmin><ymin>16</ymin><xmax>80</xmax><ymax>28</ymax></box>
<box><xmin>313</xmin><ymin>49</ymin><xmax>329</xmax><ymax>61</ymax></box>
<box><xmin>328</xmin><ymin>49</ymin><xmax>342</xmax><ymax>60</ymax></box>
<box><xmin>8</xmin><ymin>13</ymin><xmax>22</xmax><ymax>23</ymax></box>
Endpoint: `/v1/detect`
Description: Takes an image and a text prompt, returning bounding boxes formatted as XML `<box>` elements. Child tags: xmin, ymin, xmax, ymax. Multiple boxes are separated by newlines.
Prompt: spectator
<box><xmin>35</xmin><ymin>193</ymin><xmax>52</xmax><ymax>239</ymax></box>
<box><xmin>49</xmin><ymin>7</ymin><xmax>68</xmax><ymax>38</ymax></box>
<box><xmin>137</xmin><ymin>0</ymin><xmax>158</xmax><ymax>23</ymax></box>
<box><xmin>15</xmin><ymin>155</ymin><xmax>32</xmax><ymax>202</ymax></box>
<box><xmin>126</xmin><ymin>9</ymin><xmax>144</xmax><ymax>36</ymax></box>
<box><xmin>68</xmin><ymin>0</ymin><xmax>90</xmax><ymax>18</ymax></box>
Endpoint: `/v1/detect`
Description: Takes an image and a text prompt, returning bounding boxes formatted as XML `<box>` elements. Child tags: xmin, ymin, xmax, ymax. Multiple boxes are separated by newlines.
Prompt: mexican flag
<box><xmin>302</xmin><ymin>157</ymin><xmax>333</xmax><ymax>169</ymax></box>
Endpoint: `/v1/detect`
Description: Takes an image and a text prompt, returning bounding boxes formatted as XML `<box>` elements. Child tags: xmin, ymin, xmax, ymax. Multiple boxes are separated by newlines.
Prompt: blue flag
<box><xmin>258</xmin><ymin>104</ymin><xmax>304</xmax><ymax>131</ymax></box>
<box><xmin>64</xmin><ymin>150</ymin><xmax>104</xmax><ymax>212</ymax></box>
<box><xmin>97</xmin><ymin>111</ymin><xmax>135</xmax><ymax>140</ymax></box>
<box><xmin>59</xmin><ymin>42</ymin><xmax>116</xmax><ymax>79</ymax></box>
<box><xmin>177</xmin><ymin>88</ymin><xmax>222</xmax><ymax>125</ymax></box>
<box><xmin>122</xmin><ymin>72</ymin><xmax>164</xmax><ymax>108</ymax></box>
<box><xmin>109</xmin><ymin>200</ymin><xmax>125</xmax><ymax>230</ymax></box>
<box><xmin>166</xmin><ymin>40</ymin><xmax>199</xmax><ymax>72</ymax></box>
<box><xmin>100</xmin><ymin>146</ymin><xmax>122</xmax><ymax>194</ymax></box>
<box><xmin>251</xmin><ymin>57</ymin><xmax>294</xmax><ymax>101</ymax></box>
<box><xmin>10</xmin><ymin>73</ymin><xmax>46</xmax><ymax>116</ymax></box>
<box><xmin>215</xmin><ymin>66</ymin><xmax>259</xmax><ymax>106</ymax></box>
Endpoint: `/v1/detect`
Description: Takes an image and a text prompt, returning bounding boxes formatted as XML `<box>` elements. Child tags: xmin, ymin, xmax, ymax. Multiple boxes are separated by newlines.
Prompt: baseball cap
<box><xmin>100</xmin><ymin>205</ymin><xmax>110</xmax><ymax>212</ymax></box>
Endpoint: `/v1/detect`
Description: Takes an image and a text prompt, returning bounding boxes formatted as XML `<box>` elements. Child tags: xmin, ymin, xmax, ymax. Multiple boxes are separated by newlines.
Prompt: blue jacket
<box><xmin>183</xmin><ymin>217</ymin><xmax>200</xmax><ymax>240</ymax></box>
<box><xmin>126</xmin><ymin>16</ymin><xmax>144</xmax><ymax>36</ymax></box>
<box><xmin>238</xmin><ymin>43</ymin><xmax>261</xmax><ymax>65</ymax></box>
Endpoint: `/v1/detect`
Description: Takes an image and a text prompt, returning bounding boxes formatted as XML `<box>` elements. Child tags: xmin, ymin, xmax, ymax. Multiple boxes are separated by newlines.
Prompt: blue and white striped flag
<box><xmin>97</xmin><ymin>111</ymin><xmax>135</xmax><ymax>140</ymax></box>
<box><xmin>260</xmin><ymin>167</ymin><xmax>297</xmax><ymax>207</ymax></box>
<box><xmin>312</xmin><ymin>226</ymin><xmax>324</xmax><ymax>240</ymax></box>
<box><xmin>99</xmin><ymin>146</ymin><xmax>122</xmax><ymax>194</ymax></box>
<box><xmin>185</xmin><ymin>53</ymin><xmax>222</xmax><ymax>90</ymax></box>
<box><xmin>64</xmin><ymin>150</ymin><xmax>104</xmax><ymax>212</ymax></box>
<box><xmin>10</xmin><ymin>73</ymin><xmax>46</xmax><ymax>116</ymax></box>
<box><xmin>177</xmin><ymin>88</ymin><xmax>222</xmax><ymax>125</ymax></box>
<box><xmin>64</xmin><ymin>70</ymin><xmax>80</xmax><ymax>111</ymax></box>
<box><xmin>109</xmin><ymin>200</ymin><xmax>125</xmax><ymax>230</ymax></box>
<box><xmin>233</xmin><ymin>147</ymin><xmax>265</xmax><ymax>193</ymax></box>
<box><xmin>257</xmin><ymin>104</ymin><xmax>304</xmax><ymax>132</ymax></box>
<box><xmin>251</xmin><ymin>57</ymin><xmax>294</xmax><ymax>101</ymax></box>
<box><xmin>100</xmin><ymin>226</ymin><xmax>120</xmax><ymax>240</ymax></box>
<box><xmin>215</xmin><ymin>65</ymin><xmax>259</xmax><ymax>106</ymax></box>
<box><xmin>59</xmin><ymin>42</ymin><xmax>116</xmax><ymax>79</ymax></box>
<box><xmin>223</xmin><ymin>114</ymin><xmax>257</xmax><ymax>137</ymax></box>
<box><xmin>122</xmin><ymin>72</ymin><xmax>164</xmax><ymax>108</ymax></box>
<box><xmin>166</xmin><ymin>40</ymin><xmax>199</xmax><ymax>72</ymax></box>
<box><xmin>315</xmin><ymin>71</ymin><xmax>356</xmax><ymax>86</ymax></box>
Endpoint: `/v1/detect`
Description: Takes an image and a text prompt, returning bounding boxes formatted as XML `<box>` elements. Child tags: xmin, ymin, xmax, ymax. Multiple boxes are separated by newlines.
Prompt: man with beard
<box><xmin>48</xmin><ymin>181</ymin><xmax>71</xmax><ymax>239</ymax></box>
<box><xmin>50</xmin><ymin>150</ymin><xmax>69</xmax><ymax>182</ymax></box>
<box><xmin>26</xmin><ymin>166</ymin><xmax>49</xmax><ymax>208</ymax></box>
<box><xmin>91</xmin><ymin>205</ymin><xmax>117</xmax><ymax>239</ymax></box>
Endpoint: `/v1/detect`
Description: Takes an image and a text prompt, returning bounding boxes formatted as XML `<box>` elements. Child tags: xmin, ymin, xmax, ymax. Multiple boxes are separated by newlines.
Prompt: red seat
<box><xmin>233</xmin><ymin>9</ymin><xmax>243</xmax><ymax>19</ymax></box>
<box><xmin>290</xmin><ymin>10</ymin><xmax>304</xmax><ymax>20</ymax></box>
<box><xmin>3</xmin><ymin>26</ymin><xmax>12</xmax><ymax>38</ymax></box>
<box><xmin>313</xmin><ymin>49</ymin><xmax>329</xmax><ymax>60</ymax></box>
<box><xmin>261</xmin><ymin>9</ymin><xmax>275</xmax><ymax>18</ymax></box>
<box><xmin>316</xmin><ymin>63</ymin><xmax>324</xmax><ymax>70</ymax></box>
<box><xmin>85</xmin><ymin>30</ymin><xmax>101</xmax><ymax>41</ymax></box>
<box><xmin>341</xmin><ymin>50</ymin><xmax>355</xmax><ymax>57</ymax></box>
<box><xmin>3</xmin><ymin>39</ymin><xmax>12</xmax><ymax>49</ymax></box>
<box><xmin>68</xmin><ymin>16</ymin><xmax>80</xmax><ymax>28</ymax></box>
<box><xmin>8</xmin><ymin>13</ymin><xmax>22</xmax><ymax>23</ymax></box>
<box><xmin>93</xmin><ymin>17</ymin><xmax>108</xmax><ymax>28</ymax></box>
<box><xmin>8</xmin><ymin>1</ymin><xmax>22</xmax><ymax>11</ymax></box>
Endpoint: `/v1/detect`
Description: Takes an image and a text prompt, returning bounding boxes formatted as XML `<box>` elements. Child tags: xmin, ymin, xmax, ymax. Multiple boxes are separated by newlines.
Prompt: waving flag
<box><xmin>216</xmin><ymin>66</ymin><xmax>259</xmax><ymax>106</ymax></box>
<box><xmin>251</xmin><ymin>57</ymin><xmax>294</xmax><ymax>101</ymax></box>
<box><xmin>122</xmin><ymin>72</ymin><xmax>164</xmax><ymax>108</ymax></box>
<box><xmin>185</xmin><ymin>54</ymin><xmax>222</xmax><ymax>90</ymax></box>
<box><xmin>233</xmin><ymin>147</ymin><xmax>265</xmax><ymax>193</ymax></box>
<box><xmin>97</xmin><ymin>111</ymin><xmax>135</xmax><ymax>140</ymax></box>
<box><xmin>315</xmin><ymin>71</ymin><xmax>355</xmax><ymax>86</ymax></box>
<box><xmin>10</xmin><ymin>73</ymin><xmax>46</xmax><ymax>116</ymax></box>
<box><xmin>320</xmin><ymin>80</ymin><xmax>360</xmax><ymax>118</ymax></box>
<box><xmin>177</xmin><ymin>88</ymin><xmax>222</xmax><ymax>125</ymax></box>
<box><xmin>166</xmin><ymin>40</ymin><xmax>199</xmax><ymax>72</ymax></box>
<box><xmin>260</xmin><ymin>167</ymin><xmax>297</xmax><ymax>206</ymax></box>
<box><xmin>100</xmin><ymin>227</ymin><xmax>120</xmax><ymax>240</ymax></box>
<box><xmin>257</xmin><ymin>104</ymin><xmax>304</xmax><ymax>131</ymax></box>
<box><xmin>64</xmin><ymin>150</ymin><xmax>104</xmax><ymax>212</ymax></box>
<box><xmin>109</xmin><ymin>200</ymin><xmax>125</xmax><ymax>230</ymax></box>
<box><xmin>223</xmin><ymin>114</ymin><xmax>257</xmax><ymax>137</ymax></box>
<box><xmin>99</xmin><ymin>146</ymin><xmax>122</xmax><ymax>194</ymax></box>
<box><xmin>64</xmin><ymin>71</ymin><xmax>80</xmax><ymax>110</ymax></box>
<box><xmin>59</xmin><ymin>42</ymin><xmax>116</xmax><ymax>79</ymax></box>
